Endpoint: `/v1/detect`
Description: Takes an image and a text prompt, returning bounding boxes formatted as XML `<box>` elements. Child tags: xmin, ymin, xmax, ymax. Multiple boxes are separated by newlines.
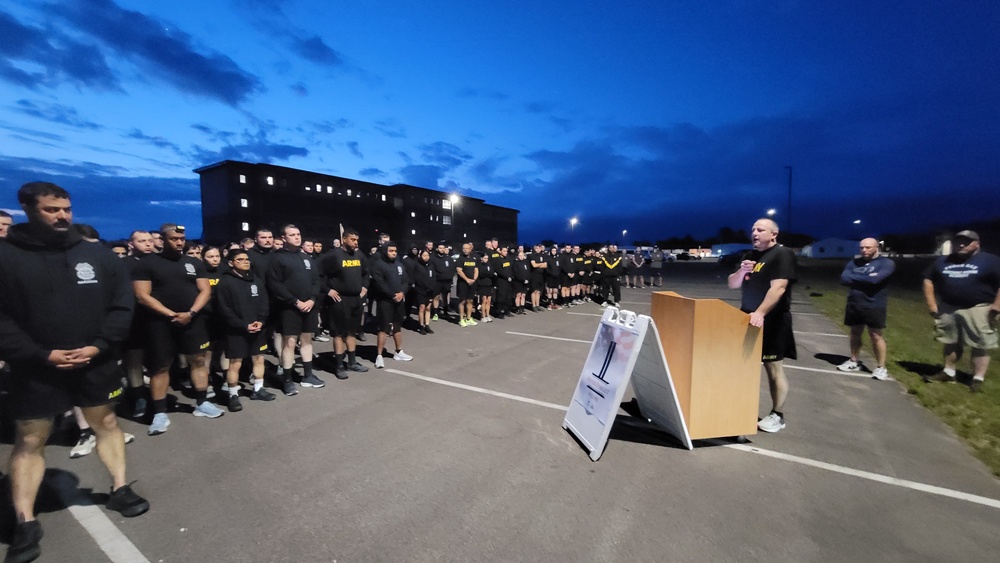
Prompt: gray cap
<box><xmin>954</xmin><ymin>230</ymin><xmax>980</xmax><ymax>241</ymax></box>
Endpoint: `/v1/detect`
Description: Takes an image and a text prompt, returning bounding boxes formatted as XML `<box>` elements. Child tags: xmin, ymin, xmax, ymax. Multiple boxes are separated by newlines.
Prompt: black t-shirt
<box><xmin>457</xmin><ymin>253</ymin><xmax>478</xmax><ymax>281</ymax></box>
<box><xmin>132</xmin><ymin>252</ymin><xmax>207</xmax><ymax>313</ymax></box>
<box><xmin>529</xmin><ymin>252</ymin><xmax>547</xmax><ymax>277</ymax></box>
<box><xmin>546</xmin><ymin>253</ymin><xmax>562</xmax><ymax>277</ymax></box>
<box><xmin>924</xmin><ymin>251</ymin><xmax>1000</xmax><ymax>312</ymax></box>
<box><xmin>738</xmin><ymin>245</ymin><xmax>796</xmax><ymax>315</ymax></box>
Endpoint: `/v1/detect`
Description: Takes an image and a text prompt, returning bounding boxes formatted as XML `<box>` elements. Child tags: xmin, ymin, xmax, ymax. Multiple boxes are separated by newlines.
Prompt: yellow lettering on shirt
<box><xmin>342</xmin><ymin>259</ymin><xmax>361</xmax><ymax>267</ymax></box>
<box><xmin>209</xmin><ymin>278</ymin><xmax>220</xmax><ymax>286</ymax></box>
<box><xmin>463</xmin><ymin>261</ymin><xmax>477</xmax><ymax>267</ymax></box>
<box><xmin>752</xmin><ymin>262</ymin><xmax>764</xmax><ymax>273</ymax></box>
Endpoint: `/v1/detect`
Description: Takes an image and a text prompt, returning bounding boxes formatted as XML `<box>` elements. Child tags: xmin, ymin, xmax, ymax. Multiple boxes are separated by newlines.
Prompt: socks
<box><xmin>943</xmin><ymin>367</ymin><xmax>956</xmax><ymax>377</ymax></box>
<box><xmin>253</xmin><ymin>379</ymin><xmax>263</xmax><ymax>392</ymax></box>
<box><xmin>152</xmin><ymin>398</ymin><xmax>168</xmax><ymax>414</ymax></box>
<box><xmin>302</xmin><ymin>361</ymin><xmax>313</xmax><ymax>377</ymax></box>
<box><xmin>347</xmin><ymin>350</ymin><xmax>357</xmax><ymax>365</ymax></box>
<box><xmin>194</xmin><ymin>389</ymin><xmax>208</xmax><ymax>406</ymax></box>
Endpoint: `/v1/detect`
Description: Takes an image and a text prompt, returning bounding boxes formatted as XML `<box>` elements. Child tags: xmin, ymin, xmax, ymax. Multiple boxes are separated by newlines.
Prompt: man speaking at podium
<box><xmin>727</xmin><ymin>218</ymin><xmax>797</xmax><ymax>433</ymax></box>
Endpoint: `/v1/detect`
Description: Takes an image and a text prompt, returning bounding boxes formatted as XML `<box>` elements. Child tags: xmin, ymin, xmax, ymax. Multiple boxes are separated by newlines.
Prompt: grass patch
<box><xmin>797</xmin><ymin>258</ymin><xmax>1000</xmax><ymax>476</ymax></box>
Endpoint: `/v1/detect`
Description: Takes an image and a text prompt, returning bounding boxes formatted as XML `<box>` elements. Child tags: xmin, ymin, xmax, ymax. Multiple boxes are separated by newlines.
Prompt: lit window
<box><xmin>473</xmin><ymin>219</ymin><xmax>477</xmax><ymax>224</ymax></box>
<box><xmin>240</xmin><ymin>198</ymin><xmax>248</xmax><ymax>208</ymax></box>
<box><xmin>443</xmin><ymin>216</ymin><xmax>452</xmax><ymax>225</ymax></box>
<box><xmin>411</xmin><ymin>212</ymin><xmax>416</xmax><ymax>218</ymax></box>
<box><xmin>442</xmin><ymin>200</ymin><xmax>452</xmax><ymax>210</ymax></box>
<box><xmin>381</xmin><ymin>194</ymin><xmax>386</xmax><ymax>201</ymax></box>
<box><xmin>305</xmin><ymin>186</ymin><xmax>311</xmax><ymax>191</ymax></box>
<box><xmin>239</xmin><ymin>174</ymin><xmax>246</xmax><ymax>183</ymax></box>
<box><xmin>411</xmin><ymin>229</ymin><xmax>416</xmax><ymax>235</ymax></box>
<box><xmin>346</xmin><ymin>189</ymin><xmax>352</xmax><ymax>196</ymax></box>
<box><xmin>317</xmin><ymin>184</ymin><xmax>321</xmax><ymax>191</ymax></box>
<box><xmin>327</xmin><ymin>186</ymin><xmax>333</xmax><ymax>194</ymax></box>
<box><xmin>266</xmin><ymin>176</ymin><xmax>274</xmax><ymax>185</ymax></box>
<box><xmin>241</xmin><ymin>222</ymin><xmax>249</xmax><ymax>231</ymax></box>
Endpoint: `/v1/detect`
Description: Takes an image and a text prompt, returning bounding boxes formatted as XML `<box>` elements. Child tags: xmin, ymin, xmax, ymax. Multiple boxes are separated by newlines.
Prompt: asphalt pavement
<box><xmin>3</xmin><ymin>262</ymin><xmax>999</xmax><ymax>562</ymax></box>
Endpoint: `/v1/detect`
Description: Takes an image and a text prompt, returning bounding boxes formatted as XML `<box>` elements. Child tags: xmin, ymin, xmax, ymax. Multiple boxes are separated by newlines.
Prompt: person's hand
<box><xmin>171</xmin><ymin>311</ymin><xmax>193</xmax><ymax>325</ymax></box>
<box><xmin>749</xmin><ymin>312</ymin><xmax>765</xmax><ymax>328</ymax></box>
<box><xmin>248</xmin><ymin>321</ymin><xmax>263</xmax><ymax>333</ymax></box>
<box><xmin>47</xmin><ymin>347</ymin><xmax>99</xmax><ymax>369</ymax></box>
<box><xmin>328</xmin><ymin>289</ymin><xmax>342</xmax><ymax>302</ymax></box>
<box><xmin>739</xmin><ymin>260</ymin><xmax>755</xmax><ymax>273</ymax></box>
<box><xmin>297</xmin><ymin>299</ymin><xmax>315</xmax><ymax>312</ymax></box>
<box><xmin>394</xmin><ymin>292</ymin><xmax>405</xmax><ymax>302</ymax></box>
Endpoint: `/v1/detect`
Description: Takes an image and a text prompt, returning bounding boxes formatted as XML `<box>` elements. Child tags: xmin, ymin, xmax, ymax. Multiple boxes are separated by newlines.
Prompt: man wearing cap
<box><xmin>922</xmin><ymin>230</ymin><xmax>1000</xmax><ymax>392</ymax></box>
<box><xmin>837</xmin><ymin>238</ymin><xmax>896</xmax><ymax>380</ymax></box>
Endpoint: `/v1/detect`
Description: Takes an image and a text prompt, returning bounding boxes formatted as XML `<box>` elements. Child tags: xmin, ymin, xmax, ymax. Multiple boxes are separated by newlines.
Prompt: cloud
<box><xmin>398</xmin><ymin>164</ymin><xmax>445</xmax><ymax>189</ymax></box>
<box><xmin>192</xmin><ymin>142</ymin><xmax>308</xmax><ymax>164</ymax></box>
<box><xmin>46</xmin><ymin>0</ymin><xmax>263</xmax><ymax>106</ymax></box>
<box><xmin>346</xmin><ymin>141</ymin><xmax>363</xmax><ymax>159</ymax></box>
<box><xmin>359</xmin><ymin>167</ymin><xmax>386</xmax><ymax>179</ymax></box>
<box><xmin>290</xmin><ymin>82</ymin><xmax>308</xmax><ymax>96</ymax></box>
<box><xmin>191</xmin><ymin>123</ymin><xmax>237</xmax><ymax>144</ymax></box>
<box><xmin>125</xmin><ymin>128</ymin><xmax>183</xmax><ymax>153</ymax></box>
<box><xmin>13</xmin><ymin>100</ymin><xmax>103</xmax><ymax>130</ymax></box>
<box><xmin>0</xmin><ymin>11</ymin><xmax>121</xmax><ymax>91</ymax></box>
<box><xmin>419</xmin><ymin>141</ymin><xmax>471</xmax><ymax>169</ymax></box>
<box><xmin>374</xmin><ymin>119</ymin><xmax>407</xmax><ymax>139</ymax></box>
<box><xmin>232</xmin><ymin>0</ymin><xmax>346</xmax><ymax>68</ymax></box>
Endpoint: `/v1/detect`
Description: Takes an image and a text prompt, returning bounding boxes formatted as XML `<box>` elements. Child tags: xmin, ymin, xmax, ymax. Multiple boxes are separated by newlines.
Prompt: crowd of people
<box><xmin>2</xmin><ymin>182</ymin><xmax>999</xmax><ymax>563</ymax></box>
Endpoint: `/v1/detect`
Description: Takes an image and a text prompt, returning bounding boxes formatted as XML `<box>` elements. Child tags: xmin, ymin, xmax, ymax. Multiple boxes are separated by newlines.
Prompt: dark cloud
<box><xmin>290</xmin><ymin>35</ymin><xmax>343</xmax><ymax>66</ymax></box>
<box><xmin>232</xmin><ymin>0</ymin><xmax>346</xmax><ymax>69</ymax></box>
<box><xmin>359</xmin><ymin>167</ymin><xmax>386</xmax><ymax>179</ymax></box>
<box><xmin>303</xmin><ymin>119</ymin><xmax>350</xmax><ymax>134</ymax></box>
<box><xmin>192</xmin><ymin>142</ymin><xmax>308</xmax><ymax>165</ymax></box>
<box><xmin>45</xmin><ymin>0</ymin><xmax>262</xmax><ymax>106</ymax></box>
<box><xmin>290</xmin><ymin>82</ymin><xmax>308</xmax><ymax>96</ymax></box>
<box><xmin>457</xmin><ymin>87</ymin><xmax>509</xmax><ymax>101</ymax></box>
<box><xmin>0</xmin><ymin>11</ymin><xmax>120</xmax><ymax>91</ymax></box>
<box><xmin>398</xmin><ymin>164</ymin><xmax>445</xmax><ymax>189</ymax></box>
<box><xmin>346</xmin><ymin>141</ymin><xmax>363</xmax><ymax>159</ymax></box>
<box><xmin>523</xmin><ymin>101</ymin><xmax>555</xmax><ymax>114</ymax></box>
<box><xmin>419</xmin><ymin>142</ymin><xmax>471</xmax><ymax>169</ymax></box>
<box><xmin>374</xmin><ymin>119</ymin><xmax>407</xmax><ymax>139</ymax></box>
<box><xmin>12</xmin><ymin>100</ymin><xmax>102</xmax><ymax>130</ymax></box>
<box><xmin>190</xmin><ymin>123</ymin><xmax>237</xmax><ymax>144</ymax></box>
<box><xmin>125</xmin><ymin>128</ymin><xmax>183</xmax><ymax>153</ymax></box>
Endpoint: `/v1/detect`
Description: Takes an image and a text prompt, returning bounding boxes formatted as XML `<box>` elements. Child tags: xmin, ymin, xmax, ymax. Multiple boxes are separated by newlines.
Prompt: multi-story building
<box><xmin>195</xmin><ymin>160</ymin><xmax>519</xmax><ymax>249</ymax></box>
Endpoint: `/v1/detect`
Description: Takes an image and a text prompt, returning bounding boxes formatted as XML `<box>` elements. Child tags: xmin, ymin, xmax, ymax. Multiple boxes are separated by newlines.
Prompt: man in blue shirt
<box><xmin>837</xmin><ymin>238</ymin><xmax>896</xmax><ymax>380</ymax></box>
<box><xmin>922</xmin><ymin>230</ymin><xmax>1000</xmax><ymax>393</ymax></box>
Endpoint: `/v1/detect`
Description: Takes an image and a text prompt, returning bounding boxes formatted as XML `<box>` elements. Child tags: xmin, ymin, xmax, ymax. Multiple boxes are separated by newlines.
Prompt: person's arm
<box><xmin>266</xmin><ymin>255</ymin><xmax>295</xmax><ymax>305</ymax></box>
<box><xmin>866</xmin><ymin>258</ymin><xmax>896</xmax><ymax>284</ymax></box>
<box><xmin>175</xmin><ymin>278</ymin><xmax>211</xmax><ymax>325</ymax></box>
<box><xmin>90</xmin><ymin>256</ymin><xmax>134</xmax><ymax>355</ymax></box>
<box><xmin>840</xmin><ymin>261</ymin><xmax>855</xmax><ymax>286</ymax></box>
<box><xmin>923</xmin><ymin>279</ymin><xmax>939</xmax><ymax>316</ymax></box>
<box><xmin>727</xmin><ymin>261</ymin><xmax>754</xmax><ymax>289</ymax></box>
<box><xmin>748</xmin><ymin>278</ymin><xmax>788</xmax><ymax>327</ymax></box>
<box><xmin>216</xmin><ymin>281</ymin><xmax>247</xmax><ymax>331</ymax></box>
<box><xmin>133</xmin><ymin>280</ymin><xmax>176</xmax><ymax>319</ymax></box>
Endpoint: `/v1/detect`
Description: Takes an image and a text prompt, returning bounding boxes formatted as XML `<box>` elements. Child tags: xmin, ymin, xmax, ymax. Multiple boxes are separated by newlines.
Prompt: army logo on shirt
<box><xmin>75</xmin><ymin>262</ymin><xmax>98</xmax><ymax>284</ymax></box>
<box><xmin>303</xmin><ymin>259</ymin><xmax>312</xmax><ymax>269</ymax></box>
<box><xmin>185</xmin><ymin>263</ymin><xmax>196</xmax><ymax>275</ymax></box>
<box><xmin>251</xmin><ymin>284</ymin><xmax>259</xmax><ymax>297</ymax></box>
<box><xmin>397</xmin><ymin>265</ymin><xmax>403</xmax><ymax>275</ymax></box>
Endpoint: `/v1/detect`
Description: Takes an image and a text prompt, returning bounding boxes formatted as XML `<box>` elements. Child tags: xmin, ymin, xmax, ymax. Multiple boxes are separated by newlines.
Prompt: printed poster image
<box><xmin>575</xmin><ymin>321</ymin><xmax>637</xmax><ymax>426</ymax></box>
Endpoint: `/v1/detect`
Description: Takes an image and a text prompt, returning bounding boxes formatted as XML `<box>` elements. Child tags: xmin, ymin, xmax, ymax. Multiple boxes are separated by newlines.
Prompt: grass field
<box><xmin>798</xmin><ymin>257</ymin><xmax>1000</xmax><ymax>477</ymax></box>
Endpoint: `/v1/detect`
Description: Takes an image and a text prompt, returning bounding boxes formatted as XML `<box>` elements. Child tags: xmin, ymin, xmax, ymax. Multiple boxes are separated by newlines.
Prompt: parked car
<box><xmin>676</xmin><ymin>252</ymin><xmax>701</xmax><ymax>261</ymax></box>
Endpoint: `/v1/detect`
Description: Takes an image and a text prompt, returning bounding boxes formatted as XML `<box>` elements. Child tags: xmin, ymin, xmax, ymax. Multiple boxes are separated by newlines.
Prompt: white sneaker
<box><xmin>124</xmin><ymin>432</ymin><xmax>135</xmax><ymax>444</ymax></box>
<box><xmin>757</xmin><ymin>412</ymin><xmax>785</xmax><ymax>433</ymax></box>
<box><xmin>393</xmin><ymin>350</ymin><xmax>413</xmax><ymax>361</ymax></box>
<box><xmin>872</xmin><ymin>367</ymin><xmax>890</xmax><ymax>381</ymax></box>
<box><xmin>375</xmin><ymin>355</ymin><xmax>385</xmax><ymax>369</ymax></box>
<box><xmin>837</xmin><ymin>359</ymin><xmax>861</xmax><ymax>372</ymax></box>
<box><xmin>70</xmin><ymin>432</ymin><xmax>96</xmax><ymax>459</ymax></box>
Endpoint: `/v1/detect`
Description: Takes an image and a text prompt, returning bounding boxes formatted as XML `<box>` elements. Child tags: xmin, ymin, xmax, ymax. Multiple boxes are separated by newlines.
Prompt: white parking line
<box><xmin>54</xmin><ymin>482</ymin><xmax>150</xmax><ymax>563</ymax></box>
<box><xmin>505</xmin><ymin>331</ymin><xmax>591</xmax><ymax>344</ymax></box>
<box><xmin>384</xmin><ymin>367</ymin><xmax>1000</xmax><ymax>511</ymax></box>
<box><xmin>784</xmin><ymin>364</ymin><xmax>872</xmax><ymax>378</ymax></box>
<box><xmin>794</xmin><ymin>331</ymin><xmax>848</xmax><ymax>338</ymax></box>
<box><xmin>567</xmin><ymin>312</ymin><xmax>603</xmax><ymax>317</ymax></box>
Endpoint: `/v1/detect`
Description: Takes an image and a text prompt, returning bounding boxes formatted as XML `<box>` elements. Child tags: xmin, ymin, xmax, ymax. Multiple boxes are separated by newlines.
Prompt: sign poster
<box><xmin>563</xmin><ymin>307</ymin><xmax>693</xmax><ymax>460</ymax></box>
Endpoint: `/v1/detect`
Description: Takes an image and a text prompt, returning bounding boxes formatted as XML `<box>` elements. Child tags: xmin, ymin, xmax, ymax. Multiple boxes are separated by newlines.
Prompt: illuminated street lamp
<box><xmin>449</xmin><ymin>194</ymin><xmax>459</xmax><ymax>231</ymax></box>
<box><xmin>570</xmin><ymin>217</ymin><xmax>578</xmax><ymax>236</ymax></box>
<box><xmin>766</xmin><ymin>208</ymin><xmax>777</xmax><ymax>217</ymax></box>
<box><xmin>853</xmin><ymin>219</ymin><xmax>861</xmax><ymax>225</ymax></box>
<box><xmin>622</xmin><ymin>229</ymin><xmax>627</xmax><ymax>243</ymax></box>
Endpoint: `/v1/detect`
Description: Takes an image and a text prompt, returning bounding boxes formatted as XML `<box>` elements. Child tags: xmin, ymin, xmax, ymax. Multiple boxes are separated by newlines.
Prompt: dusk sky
<box><xmin>1</xmin><ymin>0</ymin><xmax>998</xmax><ymax>244</ymax></box>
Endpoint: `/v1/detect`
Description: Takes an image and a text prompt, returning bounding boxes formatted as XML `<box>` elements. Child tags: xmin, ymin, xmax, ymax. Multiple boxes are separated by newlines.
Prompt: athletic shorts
<box><xmin>325</xmin><ymin>295</ymin><xmax>363</xmax><ymax>338</ymax></box>
<box><xmin>145</xmin><ymin>315</ymin><xmax>212</xmax><ymax>371</ymax></box>
<box><xmin>456</xmin><ymin>280</ymin><xmax>476</xmax><ymax>300</ymax></box>
<box><xmin>560</xmin><ymin>273</ymin><xmax>573</xmax><ymax>287</ymax></box>
<box><xmin>934</xmin><ymin>304</ymin><xmax>998</xmax><ymax>350</ymax></box>
<box><xmin>530</xmin><ymin>273</ymin><xmax>545</xmax><ymax>293</ymax></box>
<box><xmin>416</xmin><ymin>289</ymin><xmax>434</xmax><ymax>306</ymax></box>
<box><xmin>277</xmin><ymin>305</ymin><xmax>320</xmax><ymax>336</ymax></box>
<box><xmin>514</xmin><ymin>279</ymin><xmax>529</xmax><ymax>293</ymax></box>
<box><xmin>760</xmin><ymin>310</ymin><xmax>797</xmax><ymax>362</ymax></box>
<box><xmin>844</xmin><ymin>304</ymin><xmax>887</xmax><ymax>329</ymax></box>
<box><xmin>477</xmin><ymin>284</ymin><xmax>494</xmax><ymax>297</ymax></box>
<box><xmin>224</xmin><ymin>330</ymin><xmax>269</xmax><ymax>360</ymax></box>
<box><xmin>545</xmin><ymin>275</ymin><xmax>560</xmax><ymax>289</ymax></box>
<box><xmin>8</xmin><ymin>354</ymin><xmax>123</xmax><ymax>420</ymax></box>
<box><xmin>377</xmin><ymin>299</ymin><xmax>405</xmax><ymax>334</ymax></box>
<box><xmin>123</xmin><ymin>310</ymin><xmax>148</xmax><ymax>351</ymax></box>
<box><xmin>436</xmin><ymin>280</ymin><xmax>453</xmax><ymax>297</ymax></box>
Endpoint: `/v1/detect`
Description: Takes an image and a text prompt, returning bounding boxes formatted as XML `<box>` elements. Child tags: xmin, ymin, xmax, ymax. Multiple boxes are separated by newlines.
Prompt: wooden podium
<box><xmin>649</xmin><ymin>291</ymin><xmax>762</xmax><ymax>439</ymax></box>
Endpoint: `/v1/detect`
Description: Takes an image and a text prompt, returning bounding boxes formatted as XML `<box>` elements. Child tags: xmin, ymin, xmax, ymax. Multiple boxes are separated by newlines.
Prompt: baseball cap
<box><xmin>954</xmin><ymin>230</ymin><xmax>979</xmax><ymax>241</ymax></box>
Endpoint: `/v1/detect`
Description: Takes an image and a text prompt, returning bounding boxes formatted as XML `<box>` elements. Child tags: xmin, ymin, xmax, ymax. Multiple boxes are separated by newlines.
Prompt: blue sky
<box><xmin>1</xmin><ymin>0</ymin><xmax>998</xmax><ymax>243</ymax></box>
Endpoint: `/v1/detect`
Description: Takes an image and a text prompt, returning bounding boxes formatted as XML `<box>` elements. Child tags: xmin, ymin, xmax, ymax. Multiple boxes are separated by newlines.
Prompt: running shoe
<box><xmin>432</xmin><ymin>314</ymin><xmax>439</xmax><ymax>321</ymax></box>
<box><xmin>346</xmin><ymin>362</ymin><xmax>369</xmax><ymax>372</ymax></box>
<box><xmin>467</xmin><ymin>319</ymin><xmax>478</xmax><ymax>326</ymax></box>
<box><xmin>250</xmin><ymin>388</ymin><xmax>276</xmax><ymax>401</ymax></box>
<box><xmin>228</xmin><ymin>395</ymin><xmax>243</xmax><ymax>412</ymax></box>
<box><xmin>871</xmin><ymin>367</ymin><xmax>890</xmax><ymax>381</ymax></box>
<box><xmin>922</xmin><ymin>371</ymin><xmax>956</xmax><ymax>383</ymax></box>
<box><xmin>300</xmin><ymin>373</ymin><xmax>326</xmax><ymax>388</ymax></box>
<box><xmin>70</xmin><ymin>431</ymin><xmax>96</xmax><ymax>459</ymax></box>
<box><xmin>106</xmin><ymin>484</ymin><xmax>150</xmax><ymax>517</ymax></box>
<box><xmin>193</xmin><ymin>401</ymin><xmax>224</xmax><ymax>419</ymax></box>
<box><xmin>459</xmin><ymin>319</ymin><xmax>468</xmax><ymax>327</ymax></box>
<box><xmin>148</xmin><ymin>413</ymin><xmax>170</xmax><ymax>436</ymax></box>
<box><xmin>393</xmin><ymin>350</ymin><xmax>413</xmax><ymax>361</ymax></box>
<box><xmin>757</xmin><ymin>412</ymin><xmax>785</xmax><ymax>433</ymax></box>
<box><xmin>425</xmin><ymin>327</ymin><xmax>435</xmax><ymax>334</ymax></box>
<box><xmin>282</xmin><ymin>378</ymin><xmax>298</xmax><ymax>396</ymax></box>
<box><xmin>311</xmin><ymin>334</ymin><xmax>330</xmax><ymax>342</ymax></box>
<box><xmin>837</xmin><ymin>359</ymin><xmax>861</xmax><ymax>372</ymax></box>
<box><xmin>375</xmin><ymin>355</ymin><xmax>385</xmax><ymax>369</ymax></box>
<box><xmin>5</xmin><ymin>520</ymin><xmax>42</xmax><ymax>563</ymax></box>
<box><xmin>970</xmin><ymin>379</ymin><xmax>985</xmax><ymax>393</ymax></box>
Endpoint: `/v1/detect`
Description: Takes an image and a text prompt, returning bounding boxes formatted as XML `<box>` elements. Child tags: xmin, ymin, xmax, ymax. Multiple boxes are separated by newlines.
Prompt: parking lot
<box><xmin>3</xmin><ymin>262</ymin><xmax>999</xmax><ymax>562</ymax></box>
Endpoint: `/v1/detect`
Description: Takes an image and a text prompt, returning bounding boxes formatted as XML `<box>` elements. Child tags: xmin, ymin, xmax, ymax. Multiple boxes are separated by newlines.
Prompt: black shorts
<box><xmin>530</xmin><ymin>273</ymin><xmax>545</xmax><ymax>292</ymax></box>
<box><xmin>477</xmin><ymin>284</ymin><xmax>494</xmax><ymax>297</ymax></box>
<box><xmin>561</xmin><ymin>273</ymin><xmax>573</xmax><ymax>288</ymax></box>
<box><xmin>761</xmin><ymin>310</ymin><xmax>797</xmax><ymax>362</ymax></box>
<box><xmin>145</xmin><ymin>315</ymin><xmax>212</xmax><ymax>371</ymax></box>
<box><xmin>8</xmin><ymin>355</ymin><xmax>123</xmax><ymax>420</ymax></box>
<box><xmin>456</xmin><ymin>280</ymin><xmax>476</xmax><ymax>300</ymax></box>
<box><xmin>325</xmin><ymin>295</ymin><xmax>363</xmax><ymax>338</ymax></box>
<box><xmin>416</xmin><ymin>289</ymin><xmax>434</xmax><ymax>306</ymax></box>
<box><xmin>545</xmin><ymin>275</ymin><xmax>560</xmax><ymax>289</ymax></box>
<box><xmin>436</xmin><ymin>280</ymin><xmax>452</xmax><ymax>296</ymax></box>
<box><xmin>377</xmin><ymin>299</ymin><xmax>405</xmax><ymax>334</ymax></box>
<box><xmin>277</xmin><ymin>305</ymin><xmax>320</xmax><ymax>336</ymax></box>
<box><xmin>514</xmin><ymin>279</ymin><xmax>529</xmax><ymax>293</ymax></box>
<box><xmin>844</xmin><ymin>304</ymin><xmax>887</xmax><ymax>329</ymax></box>
<box><xmin>224</xmin><ymin>330</ymin><xmax>269</xmax><ymax>360</ymax></box>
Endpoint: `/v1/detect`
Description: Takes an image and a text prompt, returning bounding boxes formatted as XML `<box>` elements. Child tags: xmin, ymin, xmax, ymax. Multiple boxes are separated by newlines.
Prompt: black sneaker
<box><xmin>249</xmin><ymin>388</ymin><xmax>276</xmax><ymax>401</ymax></box>
<box><xmin>418</xmin><ymin>326</ymin><xmax>426</xmax><ymax>335</ymax></box>
<box><xmin>300</xmin><ymin>373</ymin><xmax>325</xmax><ymax>388</ymax></box>
<box><xmin>106</xmin><ymin>484</ymin><xmax>150</xmax><ymax>517</ymax></box>
<box><xmin>922</xmin><ymin>371</ymin><xmax>956</xmax><ymax>383</ymax></box>
<box><xmin>355</xmin><ymin>332</ymin><xmax>367</xmax><ymax>342</ymax></box>
<box><xmin>425</xmin><ymin>326</ymin><xmax>435</xmax><ymax>334</ymax></box>
<box><xmin>5</xmin><ymin>520</ymin><xmax>42</xmax><ymax>563</ymax></box>
<box><xmin>346</xmin><ymin>362</ymin><xmax>368</xmax><ymax>372</ymax></box>
<box><xmin>334</xmin><ymin>367</ymin><xmax>349</xmax><ymax>380</ymax></box>
<box><xmin>282</xmin><ymin>378</ymin><xmax>298</xmax><ymax>396</ymax></box>
<box><xmin>228</xmin><ymin>395</ymin><xmax>243</xmax><ymax>412</ymax></box>
<box><xmin>970</xmin><ymin>379</ymin><xmax>985</xmax><ymax>393</ymax></box>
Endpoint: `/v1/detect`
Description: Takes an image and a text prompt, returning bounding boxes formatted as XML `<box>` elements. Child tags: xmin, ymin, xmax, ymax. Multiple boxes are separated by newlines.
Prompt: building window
<box><xmin>240</xmin><ymin>198</ymin><xmax>248</xmax><ymax>208</ymax></box>
<box><xmin>305</xmin><ymin>186</ymin><xmax>311</xmax><ymax>191</ymax></box>
<box><xmin>327</xmin><ymin>186</ymin><xmax>333</xmax><ymax>194</ymax></box>
<box><xmin>411</xmin><ymin>229</ymin><xmax>416</xmax><ymax>235</ymax></box>
<box><xmin>346</xmin><ymin>189</ymin><xmax>352</xmax><ymax>196</ymax></box>
<box><xmin>241</xmin><ymin>222</ymin><xmax>249</xmax><ymax>231</ymax></box>
<box><xmin>442</xmin><ymin>200</ymin><xmax>452</xmax><ymax>210</ymax></box>
<box><xmin>239</xmin><ymin>174</ymin><xmax>246</xmax><ymax>184</ymax></box>
<box><xmin>381</xmin><ymin>194</ymin><xmax>386</xmax><ymax>202</ymax></box>
<box><xmin>443</xmin><ymin>216</ymin><xmax>452</xmax><ymax>225</ymax></box>
<box><xmin>266</xmin><ymin>176</ymin><xmax>274</xmax><ymax>185</ymax></box>
<box><xmin>411</xmin><ymin>212</ymin><xmax>416</xmax><ymax>218</ymax></box>
<box><xmin>473</xmin><ymin>219</ymin><xmax>477</xmax><ymax>224</ymax></box>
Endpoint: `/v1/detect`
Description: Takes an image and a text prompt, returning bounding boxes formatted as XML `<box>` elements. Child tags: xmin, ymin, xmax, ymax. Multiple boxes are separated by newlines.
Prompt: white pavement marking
<box><xmin>384</xmin><ymin>367</ymin><xmax>1000</xmax><ymax>511</ymax></box>
<box><xmin>57</xmin><ymin>493</ymin><xmax>150</xmax><ymax>563</ymax></box>
<box><xmin>505</xmin><ymin>331</ymin><xmax>591</xmax><ymax>344</ymax></box>
<box><xmin>386</xmin><ymin>368</ymin><xmax>567</xmax><ymax>411</ymax></box>
<box><xmin>719</xmin><ymin>443</ymin><xmax>1000</xmax><ymax>510</ymax></box>
<box><xmin>784</xmin><ymin>364</ymin><xmax>873</xmax><ymax>379</ymax></box>
<box><xmin>794</xmin><ymin>330</ymin><xmax>848</xmax><ymax>338</ymax></box>
<box><xmin>567</xmin><ymin>312</ymin><xmax>603</xmax><ymax>317</ymax></box>
<box><xmin>793</xmin><ymin>312</ymin><xmax>826</xmax><ymax>316</ymax></box>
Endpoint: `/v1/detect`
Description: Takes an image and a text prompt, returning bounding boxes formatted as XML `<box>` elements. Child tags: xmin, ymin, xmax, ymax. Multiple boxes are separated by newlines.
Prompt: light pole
<box><xmin>449</xmin><ymin>194</ymin><xmax>459</xmax><ymax>234</ymax></box>
<box><xmin>784</xmin><ymin>166</ymin><xmax>793</xmax><ymax>232</ymax></box>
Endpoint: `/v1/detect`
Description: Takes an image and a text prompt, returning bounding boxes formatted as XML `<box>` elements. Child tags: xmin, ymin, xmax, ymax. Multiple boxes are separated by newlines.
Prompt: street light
<box><xmin>449</xmin><ymin>194</ymin><xmax>459</xmax><ymax>231</ymax></box>
<box><xmin>766</xmin><ymin>208</ymin><xmax>777</xmax><ymax>217</ymax></box>
<box><xmin>570</xmin><ymin>217</ymin><xmax>578</xmax><ymax>236</ymax></box>
<box><xmin>853</xmin><ymin>219</ymin><xmax>861</xmax><ymax>224</ymax></box>
<box><xmin>622</xmin><ymin>229</ymin><xmax>627</xmax><ymax>243</ymax></box>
